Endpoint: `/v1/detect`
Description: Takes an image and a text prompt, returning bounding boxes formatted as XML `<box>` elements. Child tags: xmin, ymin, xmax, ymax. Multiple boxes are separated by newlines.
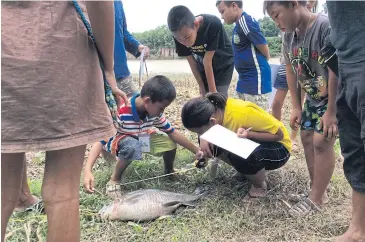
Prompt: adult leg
<box><xmin>1</xmin><ymin>153</ymin><xmax>25</xmax><ymax>241</ymax></box>
<box><xmin>336</xmin><ymin>61</ymin><xmax>365</xmax><ymax>241</ymax></box>
<box><xmin>42</xmin><ymin>145</ymin><xmax>86</xmax><ymax>242</ymax></box>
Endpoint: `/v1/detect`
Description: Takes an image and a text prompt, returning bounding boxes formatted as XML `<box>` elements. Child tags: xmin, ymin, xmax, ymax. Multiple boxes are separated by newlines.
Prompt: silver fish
<box><xmin>98</xmin><ymin>188</ymin><xmax>208</xmax><ymax>222</ymax></box>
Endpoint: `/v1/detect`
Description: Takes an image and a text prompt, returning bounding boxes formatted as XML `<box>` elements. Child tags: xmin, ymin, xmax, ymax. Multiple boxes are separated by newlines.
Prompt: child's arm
<box><xmin>186</xmin><ymin>55</ymin><xmax>206</xmax><ymax>96</ymax></box>
<box><xmin>286</xmin><ymin>64</ymin><xmax>303</xmax><ymax>130</ymax></box>
<box><xmin>320</xmin><ymin>68</ymin><xmax>338</xmax><ymax>139</ymax></box>
<box><xmin>256</xmin><ymin>44</ymin><xmax>270</xmax><ymax>60</ymax></box>
<box><xmin>203</xmin><ymin>51</ymin><xmax>217</xmax><ymax>93</ymax></box>
<box><xmin>238</xmin><ymin>127</ymin><xmax>284</xmax><ymax>142</ymax></box>
<box><xmin>238</xmin><ymin>14</ymin><xmax>269</xmax><ymax>59</ymax></box>
<box><xmin>83</xmin><ymin>142</ymin><xmax>104</xmax><ymax>193</ymax></box>
<box><xmin>168</xmin><ymin>130</ymin><xmax>200</xmax><ymax>154</ymax></box>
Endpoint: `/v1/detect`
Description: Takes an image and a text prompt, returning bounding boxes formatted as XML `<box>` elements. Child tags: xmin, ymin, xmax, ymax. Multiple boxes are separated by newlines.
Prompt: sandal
<box><xmin>106</xmin><ymin>182</ymin><xmax>123</xmax><ymax>199</ymax></box>
<box><xmin>288</xmin><ymin>197</ymin><xmax>320</xmax><ymax>217</ymax></box>
<box><xmin>15</xmin><ymin>200</ymin><xmax>45</xmax><ymax>214</ymax></box>
<box><xmin>14</xmin><ymin>195</ymin><xmax>42</xmax><ymax>213</ymax></box>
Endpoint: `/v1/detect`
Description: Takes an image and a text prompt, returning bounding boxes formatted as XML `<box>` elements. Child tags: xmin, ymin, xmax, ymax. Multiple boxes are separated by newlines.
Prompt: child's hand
<box><xmin>237</xmin><ymin>127</ymin><xmax>250</xmax><ymax>138</ymax></box>
<box><xmin>200</xmin><ymin>139</ymin><xmax>214</xmax><ymax>157</ymax></box>
<box><xmin>320</xmin><ymin>110</ymin><xmax>338</xmax><ymax>139</ymax></box>
<box><xmin>83</xmin><ymin>170</ymin><xmax>95</xmax><ymax>194</ymax></box>
<box><xmin>290</xmin><ymin>108</ymin><xmax>302</xmax><ymax>130</ymax></box>
<box><xmin>194</xmin><ymin>158</ymin><xmax>208</xmax><ymax>168</ymax></box>
<box><xmin>195</xmin><ymin>149</ymin><xmax>204</xmax><ymax>160</ymax></box>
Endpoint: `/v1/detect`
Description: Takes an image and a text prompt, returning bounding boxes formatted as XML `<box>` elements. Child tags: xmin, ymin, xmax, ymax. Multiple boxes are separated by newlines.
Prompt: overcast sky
<box><xmin>123</xmin><ymin>0</ymin><xmax>326</xmax><ymax>33</ymax></box>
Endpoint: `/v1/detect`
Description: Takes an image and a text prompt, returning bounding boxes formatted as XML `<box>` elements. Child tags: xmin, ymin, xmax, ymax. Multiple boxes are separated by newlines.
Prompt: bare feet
<box><xmin>243</xmin><ymin>184</ymin><xmax>267</xmax><ymax>201</ymax></box>
<box><xmin>291</xmin><ymin>140</ymin><xmax>300</xmax><ymax>153</ymax></box>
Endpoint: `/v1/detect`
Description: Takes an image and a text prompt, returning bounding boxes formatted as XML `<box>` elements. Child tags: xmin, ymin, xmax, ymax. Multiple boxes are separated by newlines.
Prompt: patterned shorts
<box><xmin>235</xmin><ymin>92</ymin><xmax>271</xmax><ymax>111</ymax></box>
<box><xmin>301</xmin><ymin>100</ymin><xmax>327</xmax><ymax>133</ymax></box>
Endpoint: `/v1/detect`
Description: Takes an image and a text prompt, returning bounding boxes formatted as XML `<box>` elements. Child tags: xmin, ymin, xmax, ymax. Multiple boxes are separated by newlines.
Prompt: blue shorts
<box><xmin>273</xmin><ymin>64</ymin><xmax>288</xmax><ymax>90</ymax></box>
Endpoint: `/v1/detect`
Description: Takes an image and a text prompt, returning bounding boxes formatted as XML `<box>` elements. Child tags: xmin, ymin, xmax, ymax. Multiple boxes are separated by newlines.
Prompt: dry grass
<box><xmin>6</xmin><ymin>74</ymin><xmax>350</xmax><ymax>242</ymax></box>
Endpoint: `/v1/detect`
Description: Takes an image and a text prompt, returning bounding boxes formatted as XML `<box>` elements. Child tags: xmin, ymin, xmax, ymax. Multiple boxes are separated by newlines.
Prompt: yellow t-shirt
<box><xmin>222</xmin><ymin>98</ymin><xmax>292</xmax><ymax>152</ymax></box>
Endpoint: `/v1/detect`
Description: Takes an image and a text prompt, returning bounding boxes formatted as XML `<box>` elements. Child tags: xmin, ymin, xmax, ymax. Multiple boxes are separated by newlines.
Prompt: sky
<box><xmin>123</xmin><ymin>0</ymin><xmax>326</xmax><ymax>33</ymax></box>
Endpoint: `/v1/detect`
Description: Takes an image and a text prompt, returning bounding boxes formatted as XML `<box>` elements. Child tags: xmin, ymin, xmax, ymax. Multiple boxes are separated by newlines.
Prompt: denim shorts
<box><xmin>337</xmin><ymin>60</ymin><xmax>365</xmax><ymax>194</ymax></box>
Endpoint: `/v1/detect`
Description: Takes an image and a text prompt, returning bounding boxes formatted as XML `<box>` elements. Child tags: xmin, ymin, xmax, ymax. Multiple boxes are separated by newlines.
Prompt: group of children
<box><xmin>84</xmin><ymin>0</ymin><xmax>339</xmax><ymax>217</ymax></box>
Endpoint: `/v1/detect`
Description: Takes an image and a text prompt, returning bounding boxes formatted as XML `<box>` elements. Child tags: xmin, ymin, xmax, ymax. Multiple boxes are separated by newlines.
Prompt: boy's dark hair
<box><xmin>167</xmin><ymin>5</ymin><xmax>195</xmax><ymax>32</ymax></box>
<box><xmin>140</xmin><ymin>75</ymin><xmax>176</xmax><ymax>103</ymax></box>
<box><xmin>181</xmin><ymin>93</ymin><xmax>227</xmax><ymax>129</ymax></box>
<box><xmin>263</xmin><ymin>1</ymin><xmax>307</xmax><ymax>14</ymax></box>
<box><xmin>215</xmin><ymin>0</ymin><xmax>243</xmax><ymax>9</ymax></box>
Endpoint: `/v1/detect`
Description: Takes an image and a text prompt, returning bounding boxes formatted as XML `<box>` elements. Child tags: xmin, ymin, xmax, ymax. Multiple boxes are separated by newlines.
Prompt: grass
<box><xmin>5</xmin><ymin>74</ymin><xmax>351</xmax><ymax>242</ymax></box>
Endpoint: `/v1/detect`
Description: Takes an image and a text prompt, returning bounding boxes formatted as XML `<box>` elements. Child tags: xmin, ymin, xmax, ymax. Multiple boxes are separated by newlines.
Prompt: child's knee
<box><xmin>117</xmin><ymin>137</ymin><xmax>142</xmax><ymax>162</ymax></box>
<box><xmin>301</xmin><ymin>131</ymin><xmax>313</xmax><ymax>146</ymax></box>
<box><xmin>313</xmin><ymin>134</ymin><xmax>335</xmax><ymax>153</ymax></box>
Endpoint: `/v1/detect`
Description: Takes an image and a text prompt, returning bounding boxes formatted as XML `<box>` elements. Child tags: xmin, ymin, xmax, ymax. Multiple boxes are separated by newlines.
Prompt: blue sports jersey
<box><xmin>233</xmin><ymin>12</ymin><xmax>271</xmax><ymax>95</ymax></box>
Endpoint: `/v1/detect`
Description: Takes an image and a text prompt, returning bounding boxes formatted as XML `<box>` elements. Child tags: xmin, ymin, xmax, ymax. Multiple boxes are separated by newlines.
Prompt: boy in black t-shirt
<box><xmin>167</xmin><ymin>5</ymin><xmax>234</xmax><ymax>97</ymax></box>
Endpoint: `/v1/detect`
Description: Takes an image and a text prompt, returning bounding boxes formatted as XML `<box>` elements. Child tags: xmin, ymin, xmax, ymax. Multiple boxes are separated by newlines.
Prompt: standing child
<box><xmin>182</xmin><ymin>93</ymin><xmax>291</xmax><ymax>199</ymax></box>
<box><xmin>264</xmin><ymin>0</ymin><xmax>338</xmax><ymax>216</ymax></box>
<box><xmin>216</xmin><ymin>0</ymin><xmax>272</xmax><ymax>110</ymax></box>
<box><xmin>83</xmin><ymin>76</ymin><xmax>202</xmax><ymax>198</ymax></box>
<box><xmin>167</xmin><ymin>5</ymin><xmax>234</xmax><ymax>97</ymax></box>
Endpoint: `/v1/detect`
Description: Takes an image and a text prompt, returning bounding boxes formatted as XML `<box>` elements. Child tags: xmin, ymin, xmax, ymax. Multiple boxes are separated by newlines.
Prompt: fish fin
<box><xmin>180</xmin><ymin>202</ymin><xmax>196</xmax><ymax>207</ymax></box>
<box><xmin>162</xmin><ymin>201</ymin><xmax>181</xmax><ymax>207</ymax></box>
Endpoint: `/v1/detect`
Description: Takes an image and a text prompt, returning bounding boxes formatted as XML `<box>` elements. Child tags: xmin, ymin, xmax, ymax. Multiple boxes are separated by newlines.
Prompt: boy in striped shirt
<box><xmin>216</xmin><ymin>0</ymin><xmax>272</xmax><ymax>110</ymax></box>
<box><xmin>83</xmin><ymin>76</ymin><xmax>202</xmax><ymax>198</ymax></box>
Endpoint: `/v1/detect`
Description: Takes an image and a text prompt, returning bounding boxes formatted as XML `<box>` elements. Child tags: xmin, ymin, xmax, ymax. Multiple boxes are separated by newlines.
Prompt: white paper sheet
<box><xmin>200</xmin><ymin>125</ymin><xmax>260</xmax><ymax>159</ymax></box>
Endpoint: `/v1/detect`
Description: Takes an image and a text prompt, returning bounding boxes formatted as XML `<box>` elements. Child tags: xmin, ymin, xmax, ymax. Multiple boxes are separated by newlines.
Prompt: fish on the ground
<box><xmin>98</xmin><ymin>188</ymin><xmax>208</xmax><ymax>222</ymax></box>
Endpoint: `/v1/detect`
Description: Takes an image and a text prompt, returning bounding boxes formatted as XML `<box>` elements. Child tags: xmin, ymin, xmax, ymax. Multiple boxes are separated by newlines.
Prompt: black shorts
<box><xmin>216</xmin><ymin>142</ymin><xmax>290</xmax><ymax>175</ymax></box>
<box><xmin>200</xmin><ymin>64</ymin><xmax>234</xmax><ymax>97</ymax></box>
<box><xmin>337</xmin><ymin>60</ymin><xmax>365</xmax><ymax>194</ymax></box>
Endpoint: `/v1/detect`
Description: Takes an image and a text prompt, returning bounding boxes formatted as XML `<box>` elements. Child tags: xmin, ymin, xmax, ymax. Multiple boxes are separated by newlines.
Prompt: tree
<box><xmin>223</xmin><ymin>24</ymin><xmax>234</xmax><ymax>37</ymax></box>
<box><xmin>258</xmin><ymin>16</ymin><xmax>280</xmax><ymax>37</ymax></box>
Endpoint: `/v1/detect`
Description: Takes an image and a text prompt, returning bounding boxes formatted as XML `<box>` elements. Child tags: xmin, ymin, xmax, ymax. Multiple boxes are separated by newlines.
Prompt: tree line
<box><xmin>132</xmin><ymin>16</ymin><xmax>283</xmax><ymax>57</ymax></box>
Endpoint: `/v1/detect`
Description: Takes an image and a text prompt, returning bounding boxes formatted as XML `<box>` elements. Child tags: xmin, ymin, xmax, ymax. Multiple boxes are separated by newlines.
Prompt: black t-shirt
<box><xmin>174</xmin><ymin>14</ymin><xmax>234</xmax><ymax>85</ymax></box>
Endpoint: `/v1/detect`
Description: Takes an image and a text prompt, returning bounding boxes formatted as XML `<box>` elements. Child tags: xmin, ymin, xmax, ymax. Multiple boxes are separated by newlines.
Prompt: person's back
<box><xmin>232</xmin><ymin>12</ymin><xmax>271</xmax><ymax>95</ymax></box>
<box><xmin>216</xmin><ymin>0</ymin><xmax>271</xmax><ymax>110</ymax></box>
<box><xmin>1</xmin><ymin>2</ymin><xmax>122</xmax><ymax>241</ymax></box>
<box><xmin>113</xmin><ymin>0</ymin><xmax>150</xmax><ymax>97</ymax></box>
<box><xmin>327</xmin><ymin>1</ymin><xmax>365</xmax><ymax>64</ymax></box>
<box><xmin>327</xmin><ymin>2</ymin><xmax>365</xmax><ymax>241</ymax></box>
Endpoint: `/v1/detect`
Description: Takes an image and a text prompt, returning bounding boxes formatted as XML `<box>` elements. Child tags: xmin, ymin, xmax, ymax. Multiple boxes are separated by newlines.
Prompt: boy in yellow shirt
<box><xmin>181</xmin><ymin>93</ymin><xmax>291</xmax><ymax>198</ymax></box>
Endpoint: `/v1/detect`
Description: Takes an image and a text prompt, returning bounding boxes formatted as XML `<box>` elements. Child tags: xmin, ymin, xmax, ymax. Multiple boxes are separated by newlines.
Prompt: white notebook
<box><xmin>200</xmin><ymin>124</ymin><xmax>260</xmax><ymax>159</ymax></box>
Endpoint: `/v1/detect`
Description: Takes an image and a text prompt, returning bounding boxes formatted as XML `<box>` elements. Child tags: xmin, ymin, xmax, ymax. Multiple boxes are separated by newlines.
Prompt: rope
<box><xmin>117</xmin><ymin>166</ymin><xmax>197</xmax><ymax>186</ymax></box>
